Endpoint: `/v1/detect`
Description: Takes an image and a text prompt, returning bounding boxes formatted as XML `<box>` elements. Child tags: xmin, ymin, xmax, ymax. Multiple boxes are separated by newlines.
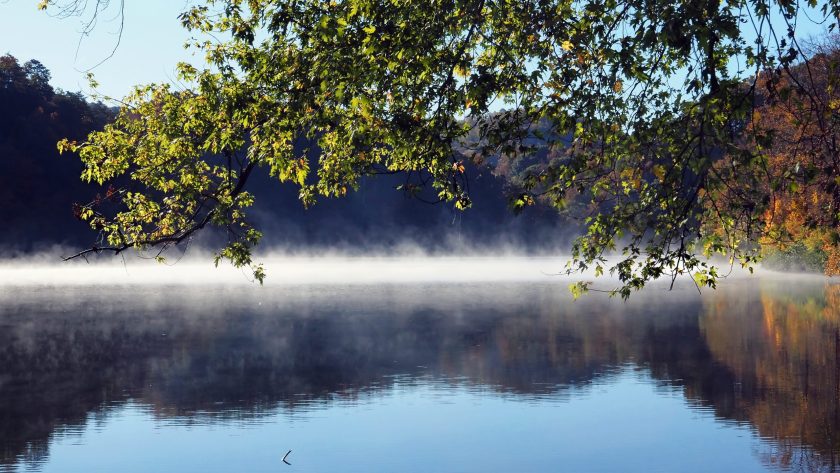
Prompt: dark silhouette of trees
<box><xmin>39</xmin><ymin>0</ymin><xmax>840</xmax><ymax>295</ymax></box>
<box><xmin>0</xmin><ymin>53</ymin><xmax>566</xmax><ymax>254</ymax></box>
<box><xmin>0</xmin><ymin>54</ymin><xmax>113</xmax><ymax>251</ymax></box>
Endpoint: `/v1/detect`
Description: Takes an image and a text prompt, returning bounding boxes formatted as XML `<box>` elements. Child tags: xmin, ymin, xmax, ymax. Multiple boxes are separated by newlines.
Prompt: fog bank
<box><xmin>0</xmin><ymin>254</ymin><xmax>576</xmax><ymax>286</ymax></box>
<box><xmin>0</xmin><ymin>249</ymin><xmax>789</xmax><ymax>288</ymax></box>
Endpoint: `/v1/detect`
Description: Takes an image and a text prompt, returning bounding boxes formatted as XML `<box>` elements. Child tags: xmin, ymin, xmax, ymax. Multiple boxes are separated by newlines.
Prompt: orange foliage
<box><xmin>702</xmin><ymin>281</ymin><xmax>840</xmax><ymax>468</ymax></box>
<box><xmin>747</xmin><ymin>48</ymin><xmax>840</xmax><ymax>273</ymax></box>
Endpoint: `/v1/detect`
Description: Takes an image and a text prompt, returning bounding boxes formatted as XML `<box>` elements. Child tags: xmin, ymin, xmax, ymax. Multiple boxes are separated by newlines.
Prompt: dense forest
<box><xmin>47</xmin><ymin>0</ymin><xmax>840</xmax><ymax>293</ymax></box>
<box><xmin>4</xmin><ymin>41</ymin><xmax>840</xmax><ymax>274</ymax></box>
<box><xmin>0</xmin><ymin>53</ymin><xmax>567</xmax><ymax>254</ymax></box>
<box><xmin>0</xmin><ymin>54</ymin><xmax>113</xmax><ymax>252</ymax></box>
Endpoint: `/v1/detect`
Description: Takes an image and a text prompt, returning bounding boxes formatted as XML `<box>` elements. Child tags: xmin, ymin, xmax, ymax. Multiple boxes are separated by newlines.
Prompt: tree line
<box><xmin>0</xmin><ymin>52</ymin><xmax>567</xmax><ymax>254</ymax></box>
<box><xmin>0</xmin><ymin>54</ymin><xmax>113</xmax><ymax>251</ymax></box>
<box><xmin>35</xmin><ymin>0</ymin><xmax>840</xmax><ymax>295</ymax></box>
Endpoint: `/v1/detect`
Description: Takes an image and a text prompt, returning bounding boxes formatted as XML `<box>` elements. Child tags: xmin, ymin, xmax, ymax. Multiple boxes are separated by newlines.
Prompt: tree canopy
<box><xmin>46</xmin><ymin>0</ymin><xmax>840</xmax><ymax>296</ymax></box>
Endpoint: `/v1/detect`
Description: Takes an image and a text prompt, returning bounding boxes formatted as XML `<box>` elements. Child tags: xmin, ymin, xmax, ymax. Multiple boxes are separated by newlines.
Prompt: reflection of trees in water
<box><xmin>3</xmin><ymin>281</ymin><xmax>840</xmax><ymax>470</ymax></box>
<box><xmin>0</xmin><ymin>284</ymin><xmax>703</xmax><ymax>468</ymax></box>
<box><xmin>756</xmin><ymin>438</ymin><xmax>839</xmax><ymax>473</ymax></box>
<box><xmin>701</xmin><ymin>280</ymin><xmax>840</xmax><ymax>472</ymax></box>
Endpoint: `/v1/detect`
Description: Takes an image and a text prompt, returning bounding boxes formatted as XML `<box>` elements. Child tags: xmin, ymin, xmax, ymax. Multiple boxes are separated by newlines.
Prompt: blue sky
<box><xmin>0</xmin><ymin>0</ymin><xmax>198</xmax><ymax>99</ymax></box>
<box><xmin>0</xmin><ymin>1</ymin><xmax>833</xmax><ymax>102</ymax></box>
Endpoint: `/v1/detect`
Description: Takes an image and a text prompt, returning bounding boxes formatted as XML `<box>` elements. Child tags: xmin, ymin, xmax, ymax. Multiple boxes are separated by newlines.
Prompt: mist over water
<box><xmin>0</xmin><ymin>254</ymin><xmax>574</xmax><ymax>286</ymax></box>
<box><xmin>2</xmin><ymin>248</ymin><xmax>838</xmax><ymax>472</ymax></box>
<box><xmin>0</xmin><ymin>247</ymin><xmax>776</xmax><ymax>287</ymax></box>
<box><xmin>2</xmin><ymin>277</ymin><xmax>840</xmax><ymax>472</ymax></box>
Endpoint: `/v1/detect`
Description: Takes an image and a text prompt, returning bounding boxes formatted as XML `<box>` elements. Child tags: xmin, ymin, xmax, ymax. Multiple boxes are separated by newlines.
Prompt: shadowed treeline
<box><xmin>2</xmin><ymin>279</ymin><xmax>840</xmax><ymax>470</ymax></box>
<box><xmin>0</xmin><ymin>53</ymin><xmax>569</xmax><ymax>256</ymax></box>
<box><xmin>0</xmin><ymin>54</ymin><xmax>113</xmax><ymax>252</ymax></box>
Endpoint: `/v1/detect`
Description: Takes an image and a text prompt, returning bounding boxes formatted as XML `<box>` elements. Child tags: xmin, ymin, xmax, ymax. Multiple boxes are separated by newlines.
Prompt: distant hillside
<box><xmin>0</xmin><ymin>54</ymin><xmax>114</xmax><ymax>252</ymax></box>
<box><xmin>0</xmin><ymin>54</ymin><xmax>570</xmax><ymax>256</ymax></box>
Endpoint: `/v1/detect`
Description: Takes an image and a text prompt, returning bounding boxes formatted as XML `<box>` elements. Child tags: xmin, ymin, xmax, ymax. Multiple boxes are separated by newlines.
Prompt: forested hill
<box><xmin>0</xmin><ymin>54</ymin><xmax>114</xmax><ymax>252</ymax></box>
<box><xmin>0</xmin><ymin>54</ymin><xmax>567</xmax><ymax>255</ymax></box>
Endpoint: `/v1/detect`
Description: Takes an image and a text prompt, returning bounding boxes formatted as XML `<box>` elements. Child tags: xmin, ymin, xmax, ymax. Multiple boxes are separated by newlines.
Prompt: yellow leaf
<box><xmin>653</xmin><ymin>165</ymin><xmax>665</xmax><ymax>182</ymax></box>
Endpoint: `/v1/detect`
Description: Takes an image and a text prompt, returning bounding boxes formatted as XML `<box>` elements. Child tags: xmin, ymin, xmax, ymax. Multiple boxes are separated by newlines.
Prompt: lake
<box><xmin>1</xmin><ymin>273</ymin><xmax>839</xmax><ymax>472</ymax></box>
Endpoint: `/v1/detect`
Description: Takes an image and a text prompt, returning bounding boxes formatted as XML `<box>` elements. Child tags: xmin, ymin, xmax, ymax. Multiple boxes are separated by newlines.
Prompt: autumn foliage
<box><xmin>712</xmin><ymin>41</ymin><xmax>840</xmax><ymax>274</ymax></box>
<box><xmin>760</xmin><ymin>51</ymin><xmax>840</xmax><ymax>273</ymax></box>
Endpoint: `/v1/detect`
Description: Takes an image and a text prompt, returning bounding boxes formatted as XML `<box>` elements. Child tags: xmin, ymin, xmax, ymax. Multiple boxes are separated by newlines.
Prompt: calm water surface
<box><xmin>1</xmin><ymin>277</ymin><xmax>839</xmax><ymax>472</ymax></box>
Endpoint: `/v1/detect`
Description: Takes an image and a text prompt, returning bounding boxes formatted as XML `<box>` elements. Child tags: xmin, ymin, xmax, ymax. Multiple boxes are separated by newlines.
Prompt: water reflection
<box><xmin>702</xmin><ymin>280</ymin><xmax>840</xmax><ymax>471</ymax></box>
<box><xmin>0</xmin><ymin>278</ymin><xmax>839</xmax><ymax>471</ymax></box>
